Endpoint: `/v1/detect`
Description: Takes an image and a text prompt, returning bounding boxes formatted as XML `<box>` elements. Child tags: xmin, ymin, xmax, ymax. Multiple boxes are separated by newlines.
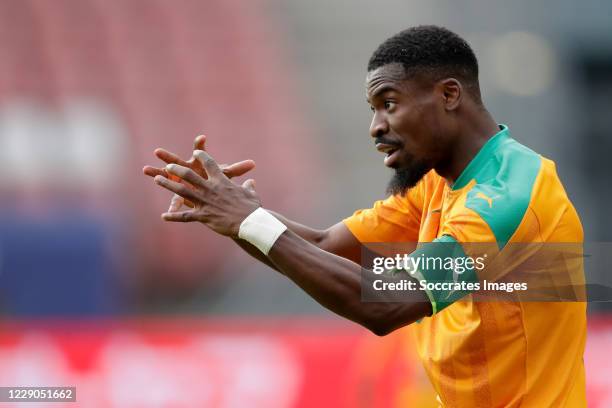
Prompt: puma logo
<box><xmin>475</xmin><ymin>192</ymin><xmax>494</xmax><ymax>208</ymax></box>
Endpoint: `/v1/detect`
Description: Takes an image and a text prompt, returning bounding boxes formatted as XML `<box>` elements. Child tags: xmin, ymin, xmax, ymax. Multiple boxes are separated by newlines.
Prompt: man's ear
<box><xmin>439</xmin><ymin>78</ymin><xmax>462</xmax><ymax>111</ymax></box>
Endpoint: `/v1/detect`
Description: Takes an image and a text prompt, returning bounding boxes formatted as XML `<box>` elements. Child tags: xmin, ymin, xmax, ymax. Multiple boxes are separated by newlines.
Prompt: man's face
<box><xmin>366</xmin><ymin>63</ymin><xmax>450</xmax><ymax>195</ymax></box>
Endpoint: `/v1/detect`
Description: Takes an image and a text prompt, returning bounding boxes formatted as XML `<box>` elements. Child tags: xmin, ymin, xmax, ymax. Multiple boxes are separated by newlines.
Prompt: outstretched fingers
<box><xmin>143</xmin><ymin>165</ymin><xmax>167</xmax><ymax>178</ymax></box>
<box><xmin>161</xmin><ymin>211</ymin><xmax>200</xmax><ymax>223</ymax></box>
<box><xmin>155</xmin><ymin>148</ymin><xmax>191</xmax><ymax>167</ymax></box>
<box><xmin>193</xmin><ymin>134</ymin><xmax>206</xmax><ymax>151</ymax></box>
<box><xmin>192</xmin><ymin>135</ymin><xmax>255</xmax><ymax>179</ymax></box>
<box><xmin>143</xmin><ymin>166</ymin><xmax>184</xmax><ymax>185</ymax></box>
<box><xmin>167</xmin><ymin>194</ymin><xmax>195</xmax><ymax>212</ymax></box>
<box><xmin>193</xmin><ymin>150</ymin><xmax>223</xmax><ymax>179</ymax></box>
<box><xmin>154</xmin><ymin>175</ymin><xmax>200</xmax><ymax>203</ymax></box>
<box><xmin>165</xmin><ymin>163</ymin><xmax>207</xmax><ymax>187</ymax></box>
<box><xmin>222</xmin><ymin>160</ymin><xmax>256</xmax><ymax>178</ymax></box>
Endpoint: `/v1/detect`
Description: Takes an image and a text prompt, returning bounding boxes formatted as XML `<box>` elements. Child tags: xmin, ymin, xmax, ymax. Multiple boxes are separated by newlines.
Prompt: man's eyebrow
<box><xmin>367</xmin><ymin>84</ymin><xmax>400</xmax><ymax>102</ymax></box>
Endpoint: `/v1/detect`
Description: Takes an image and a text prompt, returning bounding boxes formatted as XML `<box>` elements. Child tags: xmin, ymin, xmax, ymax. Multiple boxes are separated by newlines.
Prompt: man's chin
<box><xmin>386</xmin><ymin>164</ymin><xmax>430</xmax><ymax>196</ymax></box>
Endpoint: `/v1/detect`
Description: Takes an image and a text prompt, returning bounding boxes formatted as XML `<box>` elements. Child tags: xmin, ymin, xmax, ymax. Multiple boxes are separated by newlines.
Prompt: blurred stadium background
<box><xmin>0</xmin><ymin>0</ymin><xmax>611</xmax><ymax>406</ymax></box>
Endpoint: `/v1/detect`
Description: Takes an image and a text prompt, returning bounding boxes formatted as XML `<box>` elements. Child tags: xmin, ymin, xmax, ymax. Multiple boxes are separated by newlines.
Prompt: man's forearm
<box><xmin>266</xmin><ymin>229</ymin><xmax>431</xmax><ymax>335</ymax></box>
<box><xmin>232</xmin><ymin>210</ymin><xmax>326</xmax><ymax>273</ymax></box>
<box><xmin>232</xmin><ymin>238</ymin><xmax>279</xmax><ymax>271</ymax></box>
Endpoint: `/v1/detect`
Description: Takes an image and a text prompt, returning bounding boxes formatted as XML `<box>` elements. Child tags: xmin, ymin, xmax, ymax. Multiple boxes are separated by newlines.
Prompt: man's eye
<box><xmin>369</xmin><ymin>105</ymin><xmax>375</xmax><ymax>112</ymax></box>
<box><xmin>384</xmin><ymin>101</ymin><xmax>395</xmax><ymax>110</ymax></box>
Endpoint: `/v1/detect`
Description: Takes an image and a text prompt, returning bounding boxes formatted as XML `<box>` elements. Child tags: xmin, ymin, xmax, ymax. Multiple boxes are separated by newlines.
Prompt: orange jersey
<box><xmin>344</xmin><ymin>125</ymin><xmax>586</xmax><ymax>407</ymax></box>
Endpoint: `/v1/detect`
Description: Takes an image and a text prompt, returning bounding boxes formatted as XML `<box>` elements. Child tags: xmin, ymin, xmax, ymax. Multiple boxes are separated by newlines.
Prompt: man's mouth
<box><xmin>376</xmin><ymin>143</ymin><xmax>401</xmax><ymax>167</ymax></box>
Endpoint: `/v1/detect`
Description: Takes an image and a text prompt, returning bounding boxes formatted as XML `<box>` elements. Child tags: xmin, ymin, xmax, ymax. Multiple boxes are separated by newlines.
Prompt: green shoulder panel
<box><xmin>458</xmin><ymin>127</ymin><xmax>542</xmax><ymax>249</ymax></box>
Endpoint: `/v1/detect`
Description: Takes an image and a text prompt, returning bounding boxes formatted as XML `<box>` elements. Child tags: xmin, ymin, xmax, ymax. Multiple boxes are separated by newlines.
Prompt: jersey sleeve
<box><xmin>342</xmin><ymin>180</ymin><xmax>425</xmax><ymax>243</ymax></box>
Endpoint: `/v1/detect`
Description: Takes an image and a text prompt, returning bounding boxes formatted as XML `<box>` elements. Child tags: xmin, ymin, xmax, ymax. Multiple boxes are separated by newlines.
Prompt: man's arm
<box><xmin>265</xmin><ymin>229</ymin><xmax>431</xmax><ymax>335</ymax></box>
<box><xmin>151</xmin><ymin>151</ymin><xmax>432</xmax><ymax>335</ymax></box>
<box><xmin>232</xmin><ymin>214</ymin><xmax>431</xmax><ymax>335</ymax></box>
<box><xmin>233</xmin><ymin>216</ymin><xmax>362</xmax><ymax>272</ymax></box>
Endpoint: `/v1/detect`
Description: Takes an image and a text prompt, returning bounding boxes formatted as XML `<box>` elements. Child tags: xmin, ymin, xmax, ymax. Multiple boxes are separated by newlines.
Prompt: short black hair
<box><xmin>368</xmin><ymin>25</ymin><xmax>481</xmax><ymax>102</ymax></box>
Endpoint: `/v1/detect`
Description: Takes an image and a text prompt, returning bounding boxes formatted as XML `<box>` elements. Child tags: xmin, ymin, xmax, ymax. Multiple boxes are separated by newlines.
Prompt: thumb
<box><xmin>242</xmin><ymin>178</ymin><xmax>257</xmax><ymax>192</ymax></box>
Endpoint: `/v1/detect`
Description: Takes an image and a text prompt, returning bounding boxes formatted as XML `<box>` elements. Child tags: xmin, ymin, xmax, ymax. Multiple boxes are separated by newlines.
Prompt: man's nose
<box><xmin>369</xmin><ymin>112</ymin><xmax>389</xmax><ymax>139</ymax></box>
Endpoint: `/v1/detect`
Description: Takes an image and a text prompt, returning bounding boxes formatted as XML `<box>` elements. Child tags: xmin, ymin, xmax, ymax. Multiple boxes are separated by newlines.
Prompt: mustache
<box><xmin>374</xmin><ymin>137</ymin><xmax>402</xmax><ymax>147</ymax></box>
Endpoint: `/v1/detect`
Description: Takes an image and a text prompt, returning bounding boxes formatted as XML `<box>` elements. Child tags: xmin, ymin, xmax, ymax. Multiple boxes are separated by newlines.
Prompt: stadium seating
<box><xmin>0</xmin><ymin>0</ymin><xmax>318</xmax><ymax>313</ymax></box>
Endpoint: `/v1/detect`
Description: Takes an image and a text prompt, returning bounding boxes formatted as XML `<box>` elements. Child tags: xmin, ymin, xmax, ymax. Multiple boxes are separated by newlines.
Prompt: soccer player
<box><xmin>144</xmin><ymin>26</ymin><xmax>586</xmax><ymax>407</ymax></box>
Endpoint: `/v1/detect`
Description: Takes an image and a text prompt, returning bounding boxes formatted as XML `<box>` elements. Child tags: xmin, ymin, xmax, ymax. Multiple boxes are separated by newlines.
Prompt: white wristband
<box><xmin>238</xmin><ymin>207</ymin><xmax>288</xmax><ymax>255</ymax></box>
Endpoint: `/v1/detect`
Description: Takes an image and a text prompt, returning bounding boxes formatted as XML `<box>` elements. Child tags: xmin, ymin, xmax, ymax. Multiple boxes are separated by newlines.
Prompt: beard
<box><xmin>386</xmin><ymin>158</ymin><xmax>431</xmax><ymax>196</ymax></box>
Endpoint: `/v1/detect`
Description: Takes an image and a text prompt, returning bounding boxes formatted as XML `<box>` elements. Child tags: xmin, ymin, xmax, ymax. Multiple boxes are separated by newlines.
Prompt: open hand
<box><xmin>151</xmin><ymin>150</ymin><xmax>261</xmax><ymax>237</ymax></box>
<box><xmin>143</xmin><ymin>135</ymin><xmax>255</xmax><ymax>213</ymax></box>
